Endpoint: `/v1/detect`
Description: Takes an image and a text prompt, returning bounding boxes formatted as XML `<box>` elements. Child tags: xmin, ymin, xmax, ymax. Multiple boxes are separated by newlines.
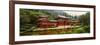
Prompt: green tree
<box><xmin>78</xmin><ymin>12</ymin><xmax>90</xmax><ymax>25</ymax></box>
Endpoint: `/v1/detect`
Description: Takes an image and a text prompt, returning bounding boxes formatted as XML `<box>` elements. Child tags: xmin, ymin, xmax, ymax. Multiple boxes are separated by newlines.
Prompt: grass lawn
<box><xmin>20</xmin><ymin>25</ymin><xmax>90</xmax><ymax>36</ymax></box>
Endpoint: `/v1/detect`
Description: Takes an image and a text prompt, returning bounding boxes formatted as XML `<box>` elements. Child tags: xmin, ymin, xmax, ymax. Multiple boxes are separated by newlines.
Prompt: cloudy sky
<box><xmin>64</xmin><ymin>10</ymin><xmax>89</xmax><ymax>16</ymax></box>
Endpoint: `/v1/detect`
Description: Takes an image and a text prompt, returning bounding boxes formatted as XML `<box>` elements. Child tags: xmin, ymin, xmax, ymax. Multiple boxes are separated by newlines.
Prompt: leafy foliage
<box><xmin>78</xmin><ymin>12</ymin><xmax>90</xmax><ymax>25</ymax></box>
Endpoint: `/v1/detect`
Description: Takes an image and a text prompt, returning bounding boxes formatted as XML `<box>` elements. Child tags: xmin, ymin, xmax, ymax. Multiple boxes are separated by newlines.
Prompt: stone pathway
<box><xmin>33</xmin><ymin>25</ymin><xmax>79</xmax><ymax>31</ymax></box>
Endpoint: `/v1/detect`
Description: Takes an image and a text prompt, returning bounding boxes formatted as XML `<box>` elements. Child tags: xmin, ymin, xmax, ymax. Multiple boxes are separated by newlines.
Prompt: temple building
<box><xmin>37</xmin><ymin>15</ymin><xmax>79</xmax><ymax>28</ymax></box>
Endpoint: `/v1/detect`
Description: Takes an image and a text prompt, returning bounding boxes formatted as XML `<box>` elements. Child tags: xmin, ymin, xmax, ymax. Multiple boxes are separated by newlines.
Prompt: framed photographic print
<box><xmin>9</xmin><ymin>1</ymin><xmax>96</xmax><ymax>44</ymax></box>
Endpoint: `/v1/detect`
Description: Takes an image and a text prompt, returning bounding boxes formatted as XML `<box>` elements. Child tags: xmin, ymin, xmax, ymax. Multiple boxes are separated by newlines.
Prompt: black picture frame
<box><xmin>9</xmin><ymin>1</ymin><xmax>96</xmax><ymax>44</ymax></box>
